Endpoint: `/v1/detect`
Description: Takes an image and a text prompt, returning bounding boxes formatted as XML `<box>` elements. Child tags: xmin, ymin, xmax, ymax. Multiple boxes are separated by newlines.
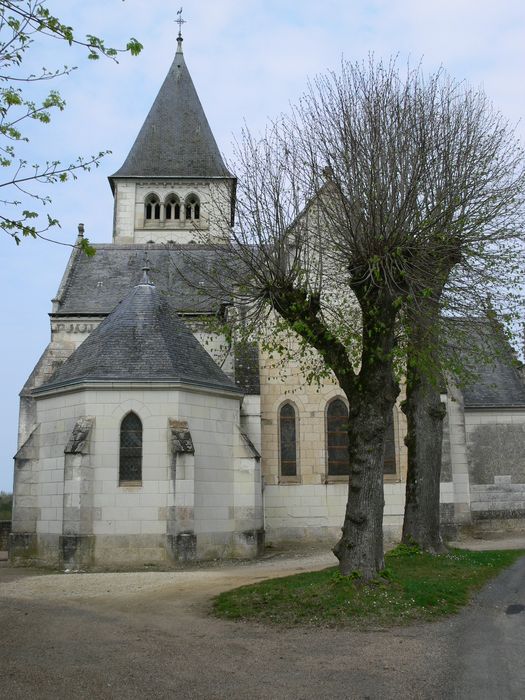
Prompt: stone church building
<box><xmin>10</xmin><ymin>36</ymin><xmax>525</xmax><ymax>569</ymax></box>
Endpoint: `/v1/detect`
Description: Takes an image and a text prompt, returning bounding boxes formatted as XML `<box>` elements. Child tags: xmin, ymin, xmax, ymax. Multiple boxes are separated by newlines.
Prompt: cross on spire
<box><xmin>141</xmin><ymin>250</ymin><xmax>152</xmax><ymax>285</ymax></box>
<box><xmin>176</xmin><ymin>7</ymin><xmax>186</xmax><ymax>39</ymax></box>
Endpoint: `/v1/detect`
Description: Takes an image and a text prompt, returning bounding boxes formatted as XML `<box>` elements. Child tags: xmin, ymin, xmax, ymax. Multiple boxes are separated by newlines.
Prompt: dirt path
<box><xmin>1</xmin><ymin>539</ymin><xmax>524</xmax><ymax>700</ymax></box>
<box><xmin>0</xmin><ymin>547</ymin><xmax>446</xmax><ymax>700</ymax></box>
<box><xmin>0</xmin><ymin>547</ymin><xmax>335</xmax><ymax>607</ymax></box>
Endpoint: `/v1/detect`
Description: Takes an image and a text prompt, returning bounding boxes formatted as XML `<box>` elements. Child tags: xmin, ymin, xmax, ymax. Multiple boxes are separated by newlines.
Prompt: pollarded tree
<box><xmin>397</xmin><ymin>80</ymin><xmax>525</xmax><ymax>552</ymax></box>
<box><xmin>198</xmin><ymin>57</ymin><xmax>525</xmax><ymax>579</ymax></box>
<box><xmin>0</xmin><ymin>0</ymin><xmax>142</xmax><ymax>251</ymax></box>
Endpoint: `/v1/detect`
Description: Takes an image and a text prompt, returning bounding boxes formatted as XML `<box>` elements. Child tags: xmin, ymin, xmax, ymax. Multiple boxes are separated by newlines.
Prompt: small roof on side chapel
<box><xmin>448</xmin><ymin>320</ymin><xmax>525</xmax><ymax>408</ymax></box>
<box><xmin>38</xmin><ymin>266</ymin><xmax>241</xmax><ymax>395</ymax></box>
<box><xmin>110</xmin><ymin>31</ymin><xmax>231</xmax><ymax>182</ymax></box>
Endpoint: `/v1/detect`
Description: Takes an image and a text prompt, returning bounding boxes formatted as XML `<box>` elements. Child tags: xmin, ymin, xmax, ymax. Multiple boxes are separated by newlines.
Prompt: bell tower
<box><xmin>109</xmin><ymin>21</ymin><xmax>235</xmax><ymax>245</ymax></box>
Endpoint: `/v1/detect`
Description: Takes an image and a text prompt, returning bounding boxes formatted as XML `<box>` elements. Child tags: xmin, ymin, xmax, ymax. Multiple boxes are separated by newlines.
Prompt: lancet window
<box><xmin>383</xmin><ymin>410</ymin><xmax>397</xmax><ymax>475</ymax></box>
<box><xmin>326</xmin><ymin>398</ymin><xmax>350</xmax><ymax>476</ymax></box>
<box><xmin>119</xmin><ymin>412</ymin><xmax>143</xmax><ymax>483</ymax></box>
<box><xmin>185</xmin><ymin>194</ymin><xmax>200</xmax><ymax>220</ymax></box>
<box><xmin>145</xmin><ymin>194</ymin><xmax>161</xmax><ymax>221</ymax></box>
<box><xmin>165</xmin><ymin>194</ymin><xmax>181</xmax><ymax>220</ymax></box>
<box><xmin>325</xmin><ymin>400</ymin><xmax>397</xmax><ymax>478</ymax></box>
<box><xmin>279</xmin><ymin>402</ymin><xmax>297</xmax><ymax>478</ymax></box>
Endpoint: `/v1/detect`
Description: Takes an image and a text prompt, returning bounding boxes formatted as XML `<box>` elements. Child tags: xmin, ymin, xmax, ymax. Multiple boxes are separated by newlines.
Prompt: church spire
<box><xmin>110</xmin><ymin>15</ymin><xmax>231</xmax><ymax>183</ymax></box>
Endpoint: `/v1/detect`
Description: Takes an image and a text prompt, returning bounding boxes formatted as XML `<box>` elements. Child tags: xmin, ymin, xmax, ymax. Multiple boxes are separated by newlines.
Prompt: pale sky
<box><xmin>1</xmin><ymin>0</ymin><xmax>524</xmax><ymax>491</ymax></box>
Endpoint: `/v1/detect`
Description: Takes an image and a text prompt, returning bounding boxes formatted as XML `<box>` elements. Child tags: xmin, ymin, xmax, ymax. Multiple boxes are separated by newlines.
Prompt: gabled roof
<box><xmin>53</xmin><ymin>244</ymin><xmax>229</xmax><ymax>315</ymax></box>
<box><xmin>110</xmin><ymin>38</ymin><xmax>232</xmax><ymax>182</ymax></box>
<box><xmin>39</xmin><ymin>279</ymin><xmax>241</xmax><ymax>394</ymax></box>
<box><xmin>448</xmin><ymin>320</ymin><xmax>525</xmax><ymax>408</ymax></box>
<box><xmin>463</xmin><ymin>353</ymin><xmax>525</xmax><ymax>410</ymax></box>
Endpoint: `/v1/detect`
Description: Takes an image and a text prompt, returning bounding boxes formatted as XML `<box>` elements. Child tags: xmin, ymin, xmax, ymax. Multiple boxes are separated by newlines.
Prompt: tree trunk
<box><xmin>333</xmin><ymin>392</ymin><xmax>393</xmax><ymax>578</ymax></box>
<box><xmin>401</xmin><ymin>314</ymin><xmax>447</xmax><ymax>553</ymax></box>
<box><xmin>274</xmin><ymin>285</ymin><xmax>400</xmax><ymax>580</ymax></box>
<box><xmin>333</xmin><ymin>294</ymin><xmax>400</xmax><ymax>579</ymax></box>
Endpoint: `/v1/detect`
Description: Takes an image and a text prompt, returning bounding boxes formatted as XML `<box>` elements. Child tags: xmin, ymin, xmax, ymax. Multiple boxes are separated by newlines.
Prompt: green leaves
<box><xmin>31</xmin><ymin>4</ymin><xmax>142</xmax><ymax>62</ymax></box>
<box><xmin>127</xmin><ymin>38</ymin><xmax>143</xmax><ymax>57</ymax></box>
<box><xmin>78</xmin><ymin>236</ymin><xmax>96</xmax><ymax>257</ymax></box>
<box><xmin>0</xmin><ymin>0</ymin><xmax>143</xmax><ymax>250</ymax></box>
<box><xmin>2</xmin><ymin>88</ymin><xmax>22</xmax><ymax>106</ymax></box>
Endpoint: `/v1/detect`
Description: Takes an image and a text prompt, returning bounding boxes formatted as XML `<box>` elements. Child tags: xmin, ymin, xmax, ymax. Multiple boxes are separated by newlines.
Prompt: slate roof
<box><xmin>448</xmin><ymin>320</ymin><xmax>525</xmax><ymax>408</ymax></box>
<box><xmin>39</xmin><ymin>280</ymin><xmax>241</xmax><ymax>394</ymax></box>
<box><xmin>54</xmin><ymin>244</ymin><xmax>228</xmax><ymax>315</ymax></box>
<box><xmin>110</xmin><ymin>40</ymin><xmax>232</xmax><ymax>181</ymax></box>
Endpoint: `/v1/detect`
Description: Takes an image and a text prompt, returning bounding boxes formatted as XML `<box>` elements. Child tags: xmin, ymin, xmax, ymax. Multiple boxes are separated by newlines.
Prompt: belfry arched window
<box><xmin>185</xmin><ymin>193</ymin><xmax>200</xmax><ymax>221</ymax></box>
<box><xmin>165</xmin><ymin>194</ymin><xmax>181</xmax><ymax>220</ymax></box>
<box><xmin>119</xmin><ymin>412</ymin><xmax>143</xmax><ymax>483</ymax></box>
<box><xmin>145</xmin><ymin>193</ymin><xmax>161</xmax><ymax>221</ymax></box>
<box><xmin>279</xmin><ymin>402</ymin><xmax>297</xmax><ymax>478</ymax></box>
<box><xmin>326</xmin><ymin>398</ymin><xmax>350</xmax><ymax>476</ymax></box>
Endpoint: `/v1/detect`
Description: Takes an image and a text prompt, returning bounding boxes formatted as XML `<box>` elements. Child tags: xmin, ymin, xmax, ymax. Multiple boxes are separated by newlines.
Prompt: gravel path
<box><xmin>1</xmin><ymin>537</ymin><xmax>524</xmax><ymax>700</ymax></box>
<box><xmin>1</xmin><ymin>548</ymin><xmax>335</xmax><ymax>602</ymax></box>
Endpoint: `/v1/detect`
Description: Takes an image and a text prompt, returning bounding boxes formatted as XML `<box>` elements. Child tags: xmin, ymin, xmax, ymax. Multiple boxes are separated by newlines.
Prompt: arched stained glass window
<box><xmin>119</xmin><ymin>412</ymin><xmax>142</xmax><ymax>483</ymax></box>
<box><xmin>326</xmin><ymin>398</ymin><xmax>350</xmax><ymax>476</ymax></box>
<box><xmin>279</xmin><ymin>403</ymin><xmax>297</xmax><ymax>477</ymax></box>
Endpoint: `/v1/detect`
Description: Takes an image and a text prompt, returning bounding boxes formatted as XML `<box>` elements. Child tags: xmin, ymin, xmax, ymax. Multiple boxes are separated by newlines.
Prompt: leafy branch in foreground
<box><xmin>0</xmin><ymin>0</ymin><xmax>142</xmax><ymax>251</ymax></box>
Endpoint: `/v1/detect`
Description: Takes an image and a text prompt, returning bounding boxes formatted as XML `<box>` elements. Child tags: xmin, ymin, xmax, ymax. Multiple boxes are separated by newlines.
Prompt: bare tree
<box><xmin>197</xmin><ymin>57</ymin><xmax>525</xmax><ymax>578</ymax></box>
<box><xmin>397</xmin><ymin>81</ymin><xmax>525</xmax><ymax>551</ymax></box>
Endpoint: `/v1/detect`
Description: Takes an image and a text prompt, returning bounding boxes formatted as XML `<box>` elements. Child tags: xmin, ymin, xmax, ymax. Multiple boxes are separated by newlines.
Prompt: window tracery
<box><xmin>145</xmin><ymin>193</ymin><xmax>161</xmax><ymax>221</ymax></box>
<box><xmin>165</xmin><ymin>193</ymin><xmax>181</xmax><ymax>220</ymax></box>
<box><xmin>185</xmin><ymin>193</ymin><xmax>200</xmax><ymax>220</ymax></box>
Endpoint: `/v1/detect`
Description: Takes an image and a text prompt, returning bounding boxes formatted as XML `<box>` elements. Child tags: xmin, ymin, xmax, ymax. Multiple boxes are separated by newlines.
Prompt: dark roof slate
<box><xmin>111</xmin><ymin>43</ymin><xmax>231</xmax><ymax>180</ymax></box>
<box><xmin>463</xmin><ymin>361</ymin><xmax>525</xmax><ymax>408</ymax></box>
<box><xmin>449</xmin><ymin>321</ymin><xmax>525</xmax><ymax>408</ymax></box>
<box><xmin>40</xmin><ymin>281</ymin><xmax>241</xmax><ymax>394</ymax></box>
<box><xmin>55</xmin><ymin>244</ymin><xmax>228</xmax><ymax>315</ymax></box>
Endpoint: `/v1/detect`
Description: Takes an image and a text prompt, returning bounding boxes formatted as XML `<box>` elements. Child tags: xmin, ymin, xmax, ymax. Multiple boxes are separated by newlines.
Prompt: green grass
<box><xmin>213</xmin><ymin>546</ymin><xmax>525</xmax><ymax>628</ymax></box>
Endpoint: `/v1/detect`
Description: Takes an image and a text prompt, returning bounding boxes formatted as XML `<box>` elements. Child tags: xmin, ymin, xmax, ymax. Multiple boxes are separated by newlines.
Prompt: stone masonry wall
<box><xmin>113</xmin><ymin>180</ymin><xmax>232</xmax><ymax>245</ymax></box>
<box><xmin>466</xmin><ymin>416</ymin><xmax>525</xmax><ymax>485</ymax></box>
<box><xmin>464</xmin><ymin>409</ymin><xmax>525</xmax><ymax>531</ymax></box>
<box><xmin>0</xmin><ymin>521</ymin><xmax>10</xmax><ymax>550</ymax></box>
<box><xmin>470</xmin><ymin>477</ymin><xmax>525</xmax><ymax>529</ymax></box>
<box><xmin>264</xmin><ymin>482</ymin><xmax>407</xmax><ymax>545</ymax></box>
<box><xmin>23</xmin><ymin>384</ymin><xmax>261</xmax><ymax>567</ymax></box>
<box><xmin>259</xmin><ymin>343</ymin><xmax>407</xmax><ymax>487</ymax></box>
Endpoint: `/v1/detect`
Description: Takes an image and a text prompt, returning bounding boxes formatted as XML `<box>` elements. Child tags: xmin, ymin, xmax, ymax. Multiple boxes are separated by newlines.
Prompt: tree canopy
<box><xmin>195</xmin><ymin>56</ymin><xmax>525</xmax><ymax>578</ymax></box>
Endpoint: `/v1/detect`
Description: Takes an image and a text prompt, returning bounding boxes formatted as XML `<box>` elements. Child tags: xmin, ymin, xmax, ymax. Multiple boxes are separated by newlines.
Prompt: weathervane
<box><xmin>176</xmin><ymin>7</ymin><xmax>186</xmax><ymax>39</ymax></box>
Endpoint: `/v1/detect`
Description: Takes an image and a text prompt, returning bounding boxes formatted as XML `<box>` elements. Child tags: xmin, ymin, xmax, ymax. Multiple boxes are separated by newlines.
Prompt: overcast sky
<box><xmin>1</xmin><ymin>0</ymin><xmax>524</xmax><ymax>491</ymax></box>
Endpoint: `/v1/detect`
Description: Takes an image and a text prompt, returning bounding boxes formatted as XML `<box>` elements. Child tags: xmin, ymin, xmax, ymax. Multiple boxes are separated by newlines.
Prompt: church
<box><xmin>10</xmin><ymin>32</ymin><xmax>525</xmax><ymax>570</ymax></box>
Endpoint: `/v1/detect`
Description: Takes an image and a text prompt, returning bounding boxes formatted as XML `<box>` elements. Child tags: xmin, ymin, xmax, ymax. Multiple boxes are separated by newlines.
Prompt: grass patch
<box><xmin>213</xmin><ymin>546</ymin><xmax>524</xmax><ymax>628</ymax></box>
